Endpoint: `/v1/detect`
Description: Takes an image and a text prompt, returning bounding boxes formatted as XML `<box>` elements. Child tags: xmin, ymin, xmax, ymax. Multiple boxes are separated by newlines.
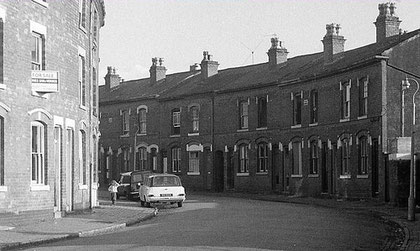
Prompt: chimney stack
<box><xmin>200</xmin><ymin>51</ymin><xmax>219</xmax><ymax>79</ymax></box>
<box><xmin>322</xmin><ymin>23</ymin><xmax>345</xmax><ymax>64</ymax></box>
<box><xmin>267</xmin><ymin>37</ymin><xmax>288</xmax><ymax>68</ymax></box>
<box><xmin>374</xmin><ymin>2</ymin><xmax>401</xmax><ymax>43</ymax></box>
<box><xmin>149</xmin><ymin>57</ymin><xmax>167</xmax><ymax>84</ymax></box>
<box><xmin>104</xmin><ymin>66</ymin><xmax>121</xmax><ymax>89</ymax></box>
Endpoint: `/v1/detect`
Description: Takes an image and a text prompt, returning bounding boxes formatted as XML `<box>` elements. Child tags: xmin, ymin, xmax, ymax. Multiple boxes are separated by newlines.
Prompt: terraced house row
<box><xmin>0</xmin><ymin>0</ymin><xmax>105</xmax><ymax>216</ymax></box>
<box><xmin>99</xmin><ymin>3</ymin><xmax>420</xmax><ymax>204</ymax></box>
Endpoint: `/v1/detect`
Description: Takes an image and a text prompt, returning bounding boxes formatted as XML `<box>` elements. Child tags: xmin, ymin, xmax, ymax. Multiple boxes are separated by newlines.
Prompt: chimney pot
<box><xmin>150</xmin><ymin>57</ymin><xmax>167</xmax><ymax>84</ymax></box>
<box><xmin>375</xmin><ymin>2</ymin><xmax>401</xmax><ymax>43</ymax></box>
<box><xmin>322</xmin><ymin>23</ymin><xmax>345</xmax><ymax>64</ymax></box>
<box><xmin>104</xmin><ymin>66</ymin><xmax>121</xmax><ymax>89</ymax></box>
<box><xmin>200</xmin><ymin>51</ymin><xmax>219</xmax><ymax>79</ymax></box>
<box><xmin>267</xmin><ymin>36</ymin><xmax>288</xmax><ymax>67</ymax></box>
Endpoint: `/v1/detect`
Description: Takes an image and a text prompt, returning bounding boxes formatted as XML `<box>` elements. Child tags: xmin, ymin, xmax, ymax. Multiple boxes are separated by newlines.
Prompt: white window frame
<box><xmin>138</xmin><ymin>108</ymin><xmax>147</xmax><ymax>134</ymax></box>
<box><xmin>172</xmin><ymin>110</ymin><xmax>181</xmax><ymax>135</ymax></box>
<box><xmin>30</xmin><ymin>21</ymin><xmax>46</xmax><ymax>71</ymax></box>
<box><xmin>121</xmin><ymin>110</ymin><xmax>130</xmax><ymax>135</ymax></box>
<box><xmin>79</xmin><ymin>130</ymin><xmax>87</xmax><ymax>188</ymax></box>
<box><xmin>78</xmin><ymin>47</ymin><xmax>86</xmax><ymax>109</ymax></box>
<box><xmin>78</xmin><ymin>0</ymin><xmax>87</xmax><ymax>32</ymax></box>
<box><xmin>31</xmin><ymin>121</ymin><xmax>46</xmax><ymax>186</ymax></box>
<box><xmin>291</xmin><ymin>141</ymin><xmax>302</xmax><ymax>177</ymax></box>
<box><xmin>171</xmin><ymin>147</ymin><xmax>181</xmax><ymax>173</ymax></box>
<box><xmin>191</xmin><ymin>106</ymin><xmax>199</xmax><ymax>133</ymax></box>
<box><xmin>238</xmin><ymin>144</ymin><xmax>249</xmax><ymax>174</ymax></box>
<box><xmin>136</xmin><ymin>147</ymin><xmax>147</xmax><ymax>171</ymax></box>
<box><xmin>239</xmin><ymin>101</ymin><xmax>249</xmax><ymax>130</ymax></box>
<box><xmin>257</xmin><ymin>143</ymin><xmax>268</xmax><ymax>173</ymax></box>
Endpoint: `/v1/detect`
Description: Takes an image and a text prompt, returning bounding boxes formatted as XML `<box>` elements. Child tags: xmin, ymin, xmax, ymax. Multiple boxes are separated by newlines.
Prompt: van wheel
<box><xmin>177</xmin><ymin>201</ymin><xmax>183</xmax><ymax>207</ymax></box>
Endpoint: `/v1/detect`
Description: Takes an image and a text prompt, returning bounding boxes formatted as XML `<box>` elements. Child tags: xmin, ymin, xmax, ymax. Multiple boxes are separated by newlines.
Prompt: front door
<box><xmin>372</xmin><ymin>139</ymin><xmax>379</xmax><ymax>197</ymax></box>
<box><xmin>215</xmin><ymin>151</ymin><xmax>224</xmax><ymax>192</ymax></box>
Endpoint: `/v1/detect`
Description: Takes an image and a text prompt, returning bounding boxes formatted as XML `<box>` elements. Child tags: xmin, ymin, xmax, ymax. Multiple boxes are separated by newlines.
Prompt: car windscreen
<box><xmin>151</xmin><ymin>176</ymin><xmax>181</xmax><ymax>187</ymax></box>
<box><xmin>121</xmin><ymin>175</ymin><xmax>131</xmax><ymax>184</ymax></box>
<box><xmin>132</xmin><ymin>173</ymin><xmax>143</xmax><ymax>183</ymax></box>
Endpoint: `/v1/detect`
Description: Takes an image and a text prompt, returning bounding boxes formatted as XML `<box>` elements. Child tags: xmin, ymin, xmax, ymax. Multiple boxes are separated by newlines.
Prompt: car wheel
<box><xmin>177</xmin><ymin>201</ymin><xmax>183</xmax><ymax>207</ymax></box>
<box><xmin>144</xmin><ymin>196</ymin><xmax>150</xmax><ymax>207</ymax></box>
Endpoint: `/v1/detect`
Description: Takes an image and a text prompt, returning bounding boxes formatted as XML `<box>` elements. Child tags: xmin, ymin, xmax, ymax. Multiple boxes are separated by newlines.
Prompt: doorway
<box><xmin>215</xmin><ymin>150</ymin><xmax>224</xmax><ymax>192</ymax></box>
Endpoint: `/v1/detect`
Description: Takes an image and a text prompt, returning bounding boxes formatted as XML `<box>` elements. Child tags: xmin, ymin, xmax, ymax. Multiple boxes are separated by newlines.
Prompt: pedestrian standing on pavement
<box><xmin>108</xmin><ymin>180</ymin><xmax>119</xmax><ymax>205</ymax></box>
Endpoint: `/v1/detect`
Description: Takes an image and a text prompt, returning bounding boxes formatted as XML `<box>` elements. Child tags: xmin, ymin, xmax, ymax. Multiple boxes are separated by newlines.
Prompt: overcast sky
<box><xmin>99</xmin><ymin>0</ymin><xmax>420</xmax><ymax>84</ymax></box>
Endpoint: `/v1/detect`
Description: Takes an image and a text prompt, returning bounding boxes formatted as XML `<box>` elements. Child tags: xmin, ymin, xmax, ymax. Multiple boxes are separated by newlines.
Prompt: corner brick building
<box><xmin>0</xmin><ymin>0</ymin><xmax>105</xmax><ymax>216</ymax></box>
<box><xmin>99</xmin><ymin>3</ymin><xmax>419</xmax><ymax>204</ymax></box>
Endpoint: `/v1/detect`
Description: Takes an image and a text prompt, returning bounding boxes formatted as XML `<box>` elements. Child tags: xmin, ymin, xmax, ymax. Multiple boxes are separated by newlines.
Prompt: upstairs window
<box><xmin>191</xmin><ymin>106</ymin><xmax>199</xmax><ymax>133</ymax></box>
<box><xmin>31</xmin><ymin>32</ymin><xmax>44</xmax><ymax>70</ymax></box>
<box><xmin>238</xmin><ymin>144</ymin><xmax>249</xmax><ymax>173</ymax></box>
<box><xmin>239</xmin><ymin>100</ymin><xmax>249</xmax><ymax>129</ymax></box>
<box><xmin>292</xmin><ymin>92</ymin><xmax>302</xmax><ymax>126</ymax></box>
<box><xmin>341</xmin><ymin>81</ymin><xmax>351</xmax><ymax>120</ymax></box>
<box><xmin>171</xmin><ymin>147</ymin><xmax>181</xmax><ymax>173</ymax></box>
<box><xmin>138</xmin><ymin>108</ymin><xmax>147</xmax><ymax>134</ymax></box>
<box><xmin>31</xmin><ymin>121</ymin><xmax>46</xmax><ymax>185</ymax></box>
<box><xmin>172</xmin><ymin>109</ymin><xmax>180</xmax><ymax>135</ymax></box>
<box><xmin>121</xmin><ymin>110</ymin><xmax>130</xmax><ymax>135</ymax></box>
<box><xmin>257</xmin><ymin>97</ymin><xmax>267</xmax><ymax>128</ymax></box>
<box><xmin>309</xmin><ymin>140</ymin><xmax>319</xmax><ymax>174</ymax></box>
<box><xmin>257</xmin><ymin>143</ymin><xmax>268</xmax><ymax>173</ymax></box>
<box><xmin>358</xmin><ymin>136</ymin><xmax>368</xmax><ymax>175</ymax></box>
<box><xmin>78</xmin><ymin>55</ymin><xmax>86</xmax><ymax>107</ymax></box>
<box><xmin>359</xmin><ymin>77</ymin><xmax>368</xmax><ymax>117</ymax></box>
<box><xmin>310</xmin><ymin>90</ymin><xmax>318</xmax><ymax>124</ymax></box>
<box><xmin>78</xmin><ymin>0</ymin><xmax>87</xmax><ymax>30</ymax></box>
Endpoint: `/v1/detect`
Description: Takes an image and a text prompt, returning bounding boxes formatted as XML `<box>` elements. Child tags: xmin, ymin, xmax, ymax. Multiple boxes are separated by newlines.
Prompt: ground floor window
<box><xmin>32</xmin><ymin>121</ymin><xmax>46</xmax><ymax>184</ymax></box>
<box><xmin>341</xmin><ymin>138</ymin><xmax>350</xmax><ymax>175</ymax></box>
<box><xmin>136</xmin><ymin>147</ymin><xmax>147</xmax><ymax>170</ymax></box>
<box><xmin>238</xmin><ymin>144</ymin><xmax>249</xmax><ymax>173</ymax></box>
<box><xmin>171</xmin><ymin>147</ymin><xmax>181</xmax><ymax>173</ymax></box>
<box><xmin>358</xmin><ymin>136</ymin><xmax>368</xmax><ymax>175</ymax></box>
<box><xmin>291</xmin><ymin>141</ymin><xmax>302</xmax><ymax>175</ymax></box>
<box><xmin>257</xmin><ymin>143</ymin><xmax>268</xmax><ymax>173</ymax></box>
<box><xmin>309</xmin><ymin>140</ymin><xmax>319</xmax><ymax>174</ymax></box>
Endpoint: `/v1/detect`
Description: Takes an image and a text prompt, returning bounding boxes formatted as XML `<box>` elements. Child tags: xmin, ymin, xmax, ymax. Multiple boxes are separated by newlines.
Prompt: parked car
<box><xmin>117</xmin><ymin>170</ymin><xmax>153</xmax><ymax>200</ymax></box>
<box><xmin>139</xmin><ymin>174</ymin><xmax>186</xmax><ymax>207</ymax></box>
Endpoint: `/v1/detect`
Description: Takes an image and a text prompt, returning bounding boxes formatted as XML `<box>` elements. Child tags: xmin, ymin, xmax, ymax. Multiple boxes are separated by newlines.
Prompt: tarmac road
<box><xmin>27</xmin><ymin>194</ymin><xmax>393</xmax><ymax>251</ymax></box>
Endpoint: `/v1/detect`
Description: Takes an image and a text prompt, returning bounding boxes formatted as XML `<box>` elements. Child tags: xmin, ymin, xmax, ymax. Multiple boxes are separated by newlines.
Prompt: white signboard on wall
<box><xmin>32</xmin><ymin>70</ymin><xmax>59</xmax><ymax>93</ymax></box>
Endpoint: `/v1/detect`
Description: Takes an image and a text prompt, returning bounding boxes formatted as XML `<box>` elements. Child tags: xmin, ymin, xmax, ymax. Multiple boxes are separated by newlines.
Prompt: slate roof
<box><xmin>100</xmin><ymin>29</ymin><xmax>420</xmax><ymax>104</ymax></box>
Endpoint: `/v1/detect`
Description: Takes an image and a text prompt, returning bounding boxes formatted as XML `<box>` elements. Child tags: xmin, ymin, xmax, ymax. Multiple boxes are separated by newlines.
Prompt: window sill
<box><xmin>308</xmin><ymin>174</ymin><xmax>319</xmax><ymax>178</ymax></box>
<box><xmin>339</xmin><ymin>174</ymin><xmax>351</xmax><ymax>179</ymax></box>
<box><xmin>188</xmin><ymin>133</ymin><xmax>199</xmax><ymax>136</ymax></box>
<box><xmin>357</xmin><ymin>115</ymin><xmax>368</xmax><ymax>120</ymax></box>
<box><xmin>79</xmin><ymin>105</ymin><xmax>87</xmax><ymax>111</ymax></box>
<box><xmin>0</xmin><ymin>186</ymin><xmax>7</xmax><ymax>192</ymax></box>
<box><xmin>357</xmin><ymin>175</ymin><xmax>369</xmax><ymax>179</ymax></box>
<box><xmin>187</xmin><ymin>172</ymin><xmax>200</xmax><ymax>176</ymax></box>
<box><xmin>291</xmin><ymin>174</ymin><xmax>303</xmax><ymax>178</ymax></box>
<box><xmin>170</xmin><ymin>135</ymin><xmax>180</xmax><ymax>138</ymax></box>
<box><xmin>79</xmin><ymin>26</ymin><xmax>87</xmax><ymax>34</ymax></box>
<box><xmin>30</xmin><ymin>184</ymin><xmax>50</xmax><ymax>191</ymax></box>
<box><xmin>340</xmin><ymin>118</ymin><xmax>350</xmax><ymax>123</ymax></box>
<box><xmin>256</xmin><ymin>172</ymin><xmax>268</xmax><ymax>175</ymax></box>
<box><xmin>120</xmin><ymin>134</ymin><xmax>129</xmax><ymax>138</ymax></box>
<box><xmin>137</xmin><ymin>133</ymin><xmax>147</xmax><ymax>136</ymax></box>
<box><xmin>309</xmin><ymin>123</ymin><xmax>318</xmax><ymax>127</ymax></box>
<box><xmin>78</xmin><ymin>184</ymin><xmax>88</xmax><ymax>190</ymax></box>
<box><xmin>237</xmin><ymin>173</ymin><xmax>249</xmax><ymax>177</ymax></box>
<box><xmin>256</xmin><ymin>127</ymin><xmax>267</xmax><ymax>131</ymax></box>
<box><xmin>237</xmin><ymin>129</ymin><xmax>249</xmax><ymax>132</ymax></box>
<box><xmin>0</xmin><ymin>84</ymin><xmax>5</xmax><ymax>90</ymax></box>
<box><xmin>32</xmin><ymin>0</ymin><xmax>48</xmax><ymax>8</ymax></box>
<box><xmin>31</xmin><ymin>91</ymin><xmax>49</xmax><ymax>99</ymax></box>
<box><xmin>291</xmin><ymin>125</ymin><xmax>301</xmax><ymax>129</ymax></box>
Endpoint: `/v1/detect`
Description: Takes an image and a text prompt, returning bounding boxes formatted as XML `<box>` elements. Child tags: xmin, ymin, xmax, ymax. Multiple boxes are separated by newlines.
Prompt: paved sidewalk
<box><xmin>0</xmin><ymin>202</ymin><xmax>155</xmax><ymax>251</ymax></box>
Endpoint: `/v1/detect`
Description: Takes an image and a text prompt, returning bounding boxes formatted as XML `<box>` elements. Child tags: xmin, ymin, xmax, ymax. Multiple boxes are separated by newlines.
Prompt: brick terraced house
<box><xmin>0</xmin><ymin>0</ymin><xmax>105</xmax><ymax>216</ymax></box>
<box><xmin>99</xmin><ymin>3</ymin><xmax>419</xmax><ymax>204</ymax></box>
